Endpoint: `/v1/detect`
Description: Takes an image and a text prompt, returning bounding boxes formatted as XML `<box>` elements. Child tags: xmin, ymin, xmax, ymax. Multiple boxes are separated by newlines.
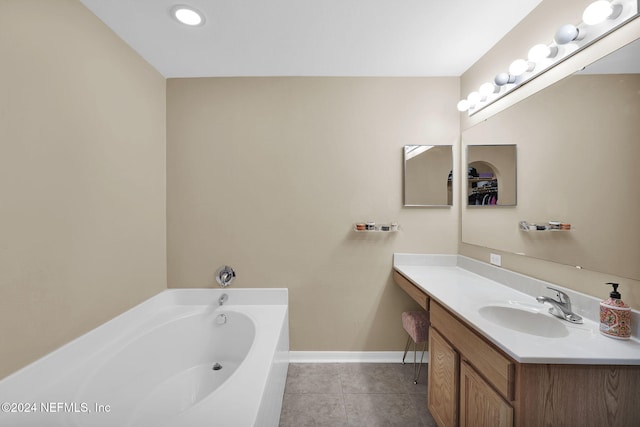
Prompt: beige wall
<box><xmin>167</xmin><ymin>77</ymin><xmax>460</xmax><ymax>351</ymax></box>
<box><xmin>0</xmin><ymin>0</ymin><xmax>167</xmax><ymax>379</ymax></box>
<box><xmin>459</xmin><ymin>0</ymin><xmax>640</xmax><ymax>308</ymax></box>
<box><xmin>4</xmin><ymin>0</ymin><xmax>636</xmax><ymax>378</ymax></box>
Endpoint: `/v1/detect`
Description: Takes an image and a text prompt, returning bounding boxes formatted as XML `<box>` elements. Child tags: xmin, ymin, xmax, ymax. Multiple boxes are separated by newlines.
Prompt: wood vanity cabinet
<box><xmin>394</xmin><ymin>271</ymin><xmax>640</xmax><ymax>427</ymax></box>
<box><xmin>393</xmin><ymin>271</ymin><xmax>428</xmax><ymax>310</ymax></box>
<box><xmin>429</xmin><ymin>302</ymin><xmax>514</xmax><ymax>427</ymax></box>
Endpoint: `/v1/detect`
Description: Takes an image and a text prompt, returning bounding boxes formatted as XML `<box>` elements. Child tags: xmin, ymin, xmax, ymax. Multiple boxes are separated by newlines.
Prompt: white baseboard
<box><xmin>288</xmin><ymin>351</ymin><xmax>428</xmax><ymax>364</ymax></box>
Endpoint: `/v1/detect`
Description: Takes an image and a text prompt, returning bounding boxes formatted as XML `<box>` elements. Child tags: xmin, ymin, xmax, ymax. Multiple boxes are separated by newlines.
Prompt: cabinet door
<box><xmin>460</xmin><ymin>360</ymin><xmax>513</xmax><ymax>427</ymax></box>
<box><xmin>428</xmin><ymin>327</ymin><xmax>459</xmax><ymax>427</ymax></box>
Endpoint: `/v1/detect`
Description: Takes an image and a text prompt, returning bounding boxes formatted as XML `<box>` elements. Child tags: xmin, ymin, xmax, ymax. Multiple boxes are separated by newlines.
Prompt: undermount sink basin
<box><xmin>479</xmin><ymin>304</ymin><xmax>570</xmax><ymax>338</ymax></box>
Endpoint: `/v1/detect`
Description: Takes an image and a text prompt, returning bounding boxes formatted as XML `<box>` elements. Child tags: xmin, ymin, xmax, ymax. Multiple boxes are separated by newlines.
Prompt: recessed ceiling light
<box><xmin>171</xmin><ymin>5</ymin><xmax>205</xmax><ymax>26</ymax></box>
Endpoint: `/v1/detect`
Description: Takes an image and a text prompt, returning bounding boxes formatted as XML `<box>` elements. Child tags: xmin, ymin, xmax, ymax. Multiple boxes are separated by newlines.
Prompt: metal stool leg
<box><xmin>401</xmin><ymin>334</ymin><xmax>412</xmax><ymax>364</ymax></box>
<box><xmin>413</xmin><ymin>341</ymin><xmax>427</xmax><ymax>384</ymax></box>
<box><xmin>412</xmin><ymin>340</ymin><xmax>418</xmax><ymax>384</ymax></box>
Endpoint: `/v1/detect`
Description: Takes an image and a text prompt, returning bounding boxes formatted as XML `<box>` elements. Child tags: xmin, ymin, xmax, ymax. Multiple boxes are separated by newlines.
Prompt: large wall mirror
<box><xmin>467</xmin><ymin>145</ymin><xmax>517</xmax><ymax>206</ymax></box>
<box><xmin>462</xmin><ymin>37</ymin><xmax>640</xmax><ymax>280</ymax></box>
<box><xmin>403</xmin><ymin>145</ymin><xmax>453</xmax><ymax>207</ymax></box>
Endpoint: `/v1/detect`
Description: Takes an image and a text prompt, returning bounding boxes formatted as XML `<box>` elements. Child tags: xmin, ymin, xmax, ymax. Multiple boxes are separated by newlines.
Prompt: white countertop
<box><xmin>394</xmin><ymin>253</ymin><xmax>640</xmax><ymax>365</ymax></box>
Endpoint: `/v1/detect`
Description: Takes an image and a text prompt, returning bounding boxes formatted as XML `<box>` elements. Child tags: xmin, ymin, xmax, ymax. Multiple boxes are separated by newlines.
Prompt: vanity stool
<box><xmin>401</xmin><ymin>310</ymin><xmax>430</xmax><ymax>384</ymax></box>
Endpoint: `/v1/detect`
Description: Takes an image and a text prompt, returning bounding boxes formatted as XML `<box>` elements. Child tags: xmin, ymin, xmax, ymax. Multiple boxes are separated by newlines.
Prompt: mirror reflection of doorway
<box><xmin>466</xmin><ymin>144</ymin><xmax>516</xmax><ymax>206</ymax></box>
<box><xmin>447</xmin><ymin>170</ymin><xmax>453</xmax><ymax>206</ymax></box>
<box><xmin>468</xmin><ymin>161</ymin><xmax>498</xmax><ymax>205</ymax></box>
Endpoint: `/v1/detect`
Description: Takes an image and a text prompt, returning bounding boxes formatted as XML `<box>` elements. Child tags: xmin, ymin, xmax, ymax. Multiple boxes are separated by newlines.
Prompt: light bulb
<box><xmin>172</xmin><ymin>5</ymin><xmax>205</xmax><ymax>26</ymax></box>
<box><xmin>457</xmin><ymin>100</ymin><xmax>470</xmax><ymax>112</ymax></box>
<box><xmin>467</xmin><ymin>92</ymin><xmax>481</xmax><ymax>105</ymax></box>
<box><xmin>528</xmin><ymin>44</ymin><xmax>559</xmax><ymax>61</ymax></box>
<box><xmin>509</xmin><ymin>59</ymin><xmax>534</xmax><ymax>76</ymax></box>
<box><xmin>555</xmin><ymin>24</ymin><xmax>584</xmax><ymax>44</ymax></box>
<box><xmin>583</xmin><ymin>1</ymin><xmax>622</xmax><ymax>25</ymax></box>
<box><xmin>479</xmin><ymin>82</ymin><xmax>498</xmax><ymax>96</ymax></box>
<box><xmin>494</xmin><ymin>72</ymin><xmax>515</xmax><ymax>86</ymax></box>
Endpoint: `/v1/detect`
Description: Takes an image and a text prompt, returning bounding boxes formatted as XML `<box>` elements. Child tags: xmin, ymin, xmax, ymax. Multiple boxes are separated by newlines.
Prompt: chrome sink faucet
<box><xmin>536</xmin><ymin>287</ymin><xmax>583</xmax><ymax>324</ymax></box>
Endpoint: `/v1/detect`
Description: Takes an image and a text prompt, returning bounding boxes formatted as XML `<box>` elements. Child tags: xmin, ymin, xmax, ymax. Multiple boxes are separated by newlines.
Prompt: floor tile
<box><xmin>284</xmin><ymin>363</ymin><xmax>343</xmax><ymax>394</ymax></box>
<box><xmin>279</xmin><ymin>393</ymin><xmax>348</xmax><ymax>427</ymax></box>
<box><xmin>398</xmin><ymin>362</ymin><xmax>429</xmax><ymax>394</ymax></box>
<box><xmin>409</xmin><ymin>392</ymin><xmax>438</xmax><ymax>427</ymax></box>
<box><xmin>339</xmin><ymin>363</ymin><xmax>407</xmax><ymax>394</ymax></box>
<box><xmin>279</xmin><ymin>362</ymin><xmax>435</xmax><ymax>427</ymax></box>
<box><xmin>344</xmin><ymin>393</ymin><xmax>423</xmax><ymax>427</ymax></box>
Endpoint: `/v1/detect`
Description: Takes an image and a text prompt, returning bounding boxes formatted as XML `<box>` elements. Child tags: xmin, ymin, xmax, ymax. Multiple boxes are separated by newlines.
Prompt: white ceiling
<box><xmin>79</xmin><ymin>0</ymin><xmax>543</xmax><ymax>78</ymax></box>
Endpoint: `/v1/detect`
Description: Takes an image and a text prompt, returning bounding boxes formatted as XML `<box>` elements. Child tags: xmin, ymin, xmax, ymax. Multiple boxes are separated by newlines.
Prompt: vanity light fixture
<box><xmin>456</xmin><ymin>73</ymin><xmax>516</xmax><ymax>113</ymax></box>
<box><xmin>467</xmin><ymin>91</ymin><xmax>482</xmax><ymax>106</ymax></box>
<box><xmin>457</xmin><ymin>91</ymin><xmax>483</xmax><ymax>112</ymax></box>
<box><xmin>509</xmin><ymin>59</ymin><xmax>535</xmax><ymax>76</ymax></box>
<box><xmin>457</xmin><ymin>99</ymin><xmax>471</xmax><ymax>112</ymax></box>
<box><xmin>583</xmin><ymin>0</ymin><xmax>623</xmax><ymax>25</ymax></box>
<box><xmin>479</xmin><ymin>82</ymin><xmax>500</xmax><ymax>96</ymax></box>
<box><xmin>171</xmin><ymin>5</ymin><xmax>205</xmax><ymax>26</ymax></box>
<box><xmin>457</xmin><ymin>0</ymin><xmax>639</xmax><ymax>116</ymax></box>
<box><xmin>528</xmin><ymin>44</ymin><xmax>559</xmax><ymax>62</ymax></box>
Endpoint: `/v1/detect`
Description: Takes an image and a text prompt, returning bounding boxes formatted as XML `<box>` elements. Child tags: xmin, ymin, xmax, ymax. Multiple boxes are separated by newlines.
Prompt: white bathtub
<box><xmin>0</xmin><ymin>289</ymin><xmax>289</xmax><ymax>427</ymax></box>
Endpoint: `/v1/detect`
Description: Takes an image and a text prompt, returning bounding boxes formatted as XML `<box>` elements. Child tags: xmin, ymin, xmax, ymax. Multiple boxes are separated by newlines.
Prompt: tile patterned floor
<box><xmin>279</xmin><ymin>363</ymin><xmax>437</xmax><ymax>427</ymax></box>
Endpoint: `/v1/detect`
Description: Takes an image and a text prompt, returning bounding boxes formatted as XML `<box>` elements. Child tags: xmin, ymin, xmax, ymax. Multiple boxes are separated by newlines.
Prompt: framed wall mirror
<box><xmin>461</xmin><ymin>37</ymin><xmax>640</xmax><ymax>280</ymax></box>
<box><xmin>403</xmin><ymin>145</ymin><xmax>453</xmax><ymax>207</ymax></box>
<box><xmin>466</xmin><ymin>145</ymin><xmax>517</xmax><ymax>206</ymax></box>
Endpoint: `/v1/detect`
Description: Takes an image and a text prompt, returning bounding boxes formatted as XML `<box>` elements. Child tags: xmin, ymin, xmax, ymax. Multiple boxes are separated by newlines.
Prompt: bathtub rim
<box><xmin>0</xmin><ymin>288</ymin><xmax>288</xmax><ymax>396</ymax></box>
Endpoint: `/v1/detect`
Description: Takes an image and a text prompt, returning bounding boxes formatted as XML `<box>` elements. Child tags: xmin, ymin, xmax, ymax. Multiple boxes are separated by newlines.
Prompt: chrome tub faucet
<box><xmin>216</xmin><ymin>265</ymin><xmax>235</xmax><ymax>288</ymax></box>
<box><xmin>218</xmin><ymin>293</ymin><xmax>228</xmax><ymax>306</ymax></box>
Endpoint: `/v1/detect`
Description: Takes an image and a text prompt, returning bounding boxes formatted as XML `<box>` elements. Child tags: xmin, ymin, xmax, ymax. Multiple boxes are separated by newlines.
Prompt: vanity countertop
<box><xmin>394</xmin><ymin>253</ymin><xmax>640</xmax><ymax>365</ymax></box>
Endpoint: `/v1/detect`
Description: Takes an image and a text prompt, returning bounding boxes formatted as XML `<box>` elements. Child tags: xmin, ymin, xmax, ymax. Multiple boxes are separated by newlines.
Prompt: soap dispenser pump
<box><xmin>599</xmin><ymin>282</ymin><xmax>631</xmax><ymax>340</ymax></box>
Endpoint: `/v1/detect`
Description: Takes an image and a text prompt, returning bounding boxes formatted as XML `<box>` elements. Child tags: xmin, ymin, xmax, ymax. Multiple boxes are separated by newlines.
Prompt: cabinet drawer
<box><xmin>431</xmin><ymin>301</ymin><xmax>515</xmax><ymax>401</ymax></box>
<box><xmin>393</xmin><ymin>271</ymin><xmax>429</xmax><ymax>310</ymax></box>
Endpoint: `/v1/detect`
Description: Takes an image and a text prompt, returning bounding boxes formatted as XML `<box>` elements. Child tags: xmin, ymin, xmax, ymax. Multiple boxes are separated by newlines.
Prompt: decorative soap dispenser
<box><xmin>599</xmin><ymin>282</ymin><xmax>631</xmax><ymax>340</ymax></box>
